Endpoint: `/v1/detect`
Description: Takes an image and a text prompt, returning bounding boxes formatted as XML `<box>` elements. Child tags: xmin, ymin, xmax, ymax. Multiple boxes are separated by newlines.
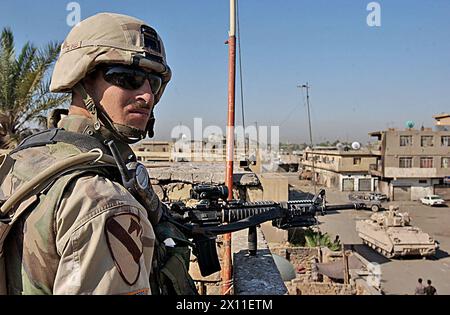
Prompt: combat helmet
<box><xmin>50</xmin><ymin>12</ymin><xmax>171</xmax><ymax>143</ymax></box>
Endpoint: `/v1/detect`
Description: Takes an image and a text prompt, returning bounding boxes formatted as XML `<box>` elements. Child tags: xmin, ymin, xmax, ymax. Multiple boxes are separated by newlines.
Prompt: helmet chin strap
<box><xmin>73</xmin><ymin>83</ymin><xmax>148</xmax><ymax>144</ymax></box>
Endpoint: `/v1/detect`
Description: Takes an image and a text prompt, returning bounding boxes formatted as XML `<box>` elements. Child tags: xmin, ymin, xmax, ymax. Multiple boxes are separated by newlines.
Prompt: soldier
<box><xmin>424</xmin><ymin>280</ymin><xmax>437</xmax><ymax>295</ymax></box>
<box><xmin>414</xmin><ymin>278</ymin><xmax>425</xmax><ymax>295</ymax></box>
<box><xmin>0</xmin><ymin>13</ymin><xmax>197</xmax><ymax>295</ymax></box>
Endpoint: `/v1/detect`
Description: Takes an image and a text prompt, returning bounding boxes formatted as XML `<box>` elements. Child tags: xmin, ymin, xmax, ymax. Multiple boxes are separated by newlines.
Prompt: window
<box><xmin>442</xmin><ymin>136</ymin><xmax>450</xmax><ymax>146</ymax></box>
<box><xmin>442</xmin><ymin>157</ymin><xmax>450</xmax><ymax>169</ymax></box>
<box><xmin>400</xmin><ymin>135</ymin><xmax>412</xmax><ymax>147</ymax></box>
<box><xmin>419</xmin><ymin>179</ymin><xmax>428</xmax><ymax>184</ymax></box>
<box><xmin>353</xmin><ymin>157</ymin><xmax>361</xmax><ymax>165</ymax></box>
<box><xmin>421</xmin><ymin>136</ymin><xmax>433</xmax><ymax>147</ymax></box>
<box><xmin>399</xmin><ymin>157</ymin><xmax>412</xmax><ymax>168</ymax></box>
<box><xmin>420</xmin><ymin>157</ymin><xmax>433</xmax><ymax>168</ymax></box>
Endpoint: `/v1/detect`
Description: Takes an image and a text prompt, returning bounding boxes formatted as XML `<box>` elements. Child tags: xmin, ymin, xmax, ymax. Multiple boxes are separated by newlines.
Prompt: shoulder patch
<box><xmin>105</xmin><ymin>213</ymin><xmax>143</xmax><ymax>285</ymax></box>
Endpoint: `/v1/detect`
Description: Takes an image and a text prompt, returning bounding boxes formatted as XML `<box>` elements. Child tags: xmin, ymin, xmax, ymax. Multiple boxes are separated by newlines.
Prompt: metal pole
<box><xmin>248</xmin><ymin>226</ymin><xmax>257</xmax><ymax>256</ymax></box>
<box><xmin>343</xmin><ymin>248</ymin><xmax>350</xmax><ymax>285</ymax></box>
<box><xmin>222</xmin><ymin>0</ymin><xmax>236</xmax><ymax>295</ymax></box>
<box><xmin>298</xmin><ymin>83</ymin><xmax>316</xmax><ymax>194</ymax></box>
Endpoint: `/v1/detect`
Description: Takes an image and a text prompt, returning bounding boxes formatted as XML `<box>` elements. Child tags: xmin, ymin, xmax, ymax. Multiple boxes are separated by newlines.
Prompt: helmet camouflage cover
<box><xmin>50</xmin><ymin>12</ymin><xmax>172</xmax><ymax>141</ymax></box>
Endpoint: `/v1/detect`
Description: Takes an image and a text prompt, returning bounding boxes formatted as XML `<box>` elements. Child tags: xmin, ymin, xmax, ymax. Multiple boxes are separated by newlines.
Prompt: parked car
<box><xmin>420</xmin><ymin>195</ymin><xmax>446</xmax><ymax>206</ymax></box>
<box><xmin>368</xmin><ymin>192</ymin><xmax>389</xmax><ymax>202</ymax></box>
<box><xmin>348</xmin><ymin>192</ymin><xmax>389</xmax><ymax>202</ymax></box>
<box><xmin>348</xmin><ymin>193</ymin><xmax>383</xmax><ymax>212</ymax></box>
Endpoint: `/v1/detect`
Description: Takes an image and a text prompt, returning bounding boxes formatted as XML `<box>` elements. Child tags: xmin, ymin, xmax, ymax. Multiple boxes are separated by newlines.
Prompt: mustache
<box><xmin>128</xmin><ymin>100</ymin><xmax>152</xmax><ymax>110</ymax></box>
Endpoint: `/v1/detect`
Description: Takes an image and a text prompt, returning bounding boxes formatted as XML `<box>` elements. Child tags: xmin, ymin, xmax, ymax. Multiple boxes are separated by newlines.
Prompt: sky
<box><xmin>1</xmin><ymin>0</ymin><xmax>450</xmax><ymax>144</ymax></box>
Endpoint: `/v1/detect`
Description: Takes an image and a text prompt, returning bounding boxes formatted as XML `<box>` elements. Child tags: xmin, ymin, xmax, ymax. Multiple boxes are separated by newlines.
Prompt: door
<box><xmin>342</xmin><ymin>178</ymin><xmax>355</xmax><ymax>191</ymax></box>
<box><xmin>393</xmin><ymin>186</ymin><xmax>411</xmax><ymax>201</ymax></box>
<box><xmin>358</xmin><ymin>179</ymin><xmax>372</xmax><ymax>191</ymax></box>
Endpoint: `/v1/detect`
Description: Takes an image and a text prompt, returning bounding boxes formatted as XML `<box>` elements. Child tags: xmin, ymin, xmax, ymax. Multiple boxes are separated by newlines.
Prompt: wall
<box><xmin>313</xmin><ymin>168</ymin><xmax>340</xmax><ymax>189</ymax></box>
<box><xmin>301</xmin><ymin>150</ymin><xmax>376</xmax><ymax>191</ymax></box>
<box><xmin>411</xmin><ymin>186</ymin><xmax>434</xmax><ymax>200</ymax></box>
<box><xmin>339</xmin><ymin>156</ymin><xmax>378</xmax><ymax>173</ymax></box>
<box><xmin>384</xmin><ymin>167</ymin><xmax>438</xmax><ymax>178</ymax></box>
<box><xmin>288</xmin><ymin>281</ymin><xmax>355</xmax><ymax>295</ymax></box>
<box><xmin>378</xmin><ymin>180</ymin><xmax>390</xmax><ymax>196</ymax></box>
<box><xmin>339</xmin><ymin>174</ymin><xmax>375</xmax><ymax>192</ymax></box>
<box><xmin>382</xmin><ymin>178</ymin><xmax>437</xmax><ymax>201</ymax></box>
<box><xmin>232</xmin><ymin>228</ymin><xmax>288</xmax><ymax>295</ymax></box>
<box><xmin>270</xmin><ymin>247</ymin><xmax>319</xmax><ymax>269</ymax></box>
<box><xmin>258</xmin><ymin>173</ymin><xmax>289</xmax><ymax>201</ymax></box>
<box><xmin>381</xmin><ymin>129</ymin><xmax>450</xmax><ymax>178</ymax></box>
<box><xmin>302</xmin><ymin>151</ymin><xmax>377</xmax><ymax>173</ymax></box>
<box><xmin>377</xmin><ymin>174</ymin><xmax>446</xmax><ymax>201</ymax></box>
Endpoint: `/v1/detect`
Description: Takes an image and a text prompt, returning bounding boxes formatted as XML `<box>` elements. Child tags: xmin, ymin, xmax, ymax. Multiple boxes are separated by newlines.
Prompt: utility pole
<box><xmin>222</xmin><ymin>0</ymin><xmax>236</xmax><ymax>295</ymax></box>
<box><xmin>298</xmin><ymin>83</ymin><xmax>316</xmax><ymax>194</ymax></box>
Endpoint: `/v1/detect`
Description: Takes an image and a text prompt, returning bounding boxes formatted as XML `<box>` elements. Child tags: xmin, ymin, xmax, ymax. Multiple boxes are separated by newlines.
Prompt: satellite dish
<box><xmin>405</xmin><ymin>121</ymin><xmax>415</xmax><ymax>129</ymax></box>
<box><xmin>351</xmin><ymin>142</ymin><xmax>361</xmax><ymax>150</ymax></box>
<box><xmin>336</xmin><ymin>143</ymin><xmax>344</xmax><ymax>151</ymax></box>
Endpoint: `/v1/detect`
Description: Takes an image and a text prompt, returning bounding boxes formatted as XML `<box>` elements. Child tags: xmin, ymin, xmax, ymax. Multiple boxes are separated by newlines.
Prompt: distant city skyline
<box><xmin>1</xmin><ymin>0</ymin><xmax>449</xmax><ymax>144</ymax></box>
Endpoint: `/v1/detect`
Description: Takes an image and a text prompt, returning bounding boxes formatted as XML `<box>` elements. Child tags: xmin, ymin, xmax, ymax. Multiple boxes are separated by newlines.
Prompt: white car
<box><xmin>420</xmin><ymin>195</ymin><xmax>446</xmax><ymax>206</ymax></box>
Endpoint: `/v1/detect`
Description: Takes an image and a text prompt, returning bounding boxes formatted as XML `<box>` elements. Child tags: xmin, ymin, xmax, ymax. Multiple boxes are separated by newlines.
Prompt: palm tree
<box><xmin>0</xmin><ymin>27</ymin><xmax>69</xmax><ymax>149</ymax></box>
<box><xmin>304</xmin><ymin>228</ymin><xmax>341</xmax><ymax>251</ymax></box>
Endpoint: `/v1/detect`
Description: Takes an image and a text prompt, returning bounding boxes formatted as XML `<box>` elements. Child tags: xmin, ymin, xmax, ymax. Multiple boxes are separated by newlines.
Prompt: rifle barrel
<box><xmin>325</xmin><ymin>203</ymin><xmax>357</xmax><ymax>211</ymax></box>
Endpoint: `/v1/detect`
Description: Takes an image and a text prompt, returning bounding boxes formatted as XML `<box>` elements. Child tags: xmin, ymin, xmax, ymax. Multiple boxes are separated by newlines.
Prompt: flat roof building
<box><xmin>369</xmin><ymin>126</ymin><xmax>450</xmax><ymax>201</ymax></box>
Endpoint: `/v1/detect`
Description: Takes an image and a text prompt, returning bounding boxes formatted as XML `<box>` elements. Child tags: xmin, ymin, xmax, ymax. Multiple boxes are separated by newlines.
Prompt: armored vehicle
<box><xmin>356</xmin><ymin>206</ymin><xmax>439</xmax><ymax>258</ymax></box>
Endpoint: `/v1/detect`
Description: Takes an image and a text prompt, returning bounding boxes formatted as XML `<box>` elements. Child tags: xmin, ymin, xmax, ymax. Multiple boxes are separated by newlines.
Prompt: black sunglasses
<box><xmin>101</xmin><ymin>65</ymin><xmax>162</xmax><ymax>94</ymax></box>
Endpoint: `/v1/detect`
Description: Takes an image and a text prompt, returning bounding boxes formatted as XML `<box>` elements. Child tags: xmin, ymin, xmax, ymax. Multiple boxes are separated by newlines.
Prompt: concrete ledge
<box><xmin>232</xmin><ymin>227</ymin><xmax>288</xmax><ymax>295</ymax></box>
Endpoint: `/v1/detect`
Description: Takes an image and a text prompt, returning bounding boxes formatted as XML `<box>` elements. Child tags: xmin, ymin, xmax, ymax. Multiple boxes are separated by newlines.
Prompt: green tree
<box><xmin>304</xmin><ymin>228</ymin><xmax>341</xmax><ymax>251</ymax></box>
<box><xmin>0</xmin><ymin>27</ymin><xmax>69</xmax><ymax>149</ymax></box>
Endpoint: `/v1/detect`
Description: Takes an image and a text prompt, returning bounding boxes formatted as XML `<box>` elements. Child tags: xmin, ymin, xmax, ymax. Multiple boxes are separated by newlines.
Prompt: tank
<box><xmin>356</xmin><ymin>206</ymin><xmax>439</xmax><ymax>258</ymax></box>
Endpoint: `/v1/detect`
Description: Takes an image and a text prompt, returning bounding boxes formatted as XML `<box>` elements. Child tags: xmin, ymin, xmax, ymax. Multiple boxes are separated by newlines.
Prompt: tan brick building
<box><xmin>369</xmin><ymin>126</ymin><xmax>450</xmax><ymax>201</ymax></box>
<box><xmin>302</xmin><ymin>148</ymin><xmax>377</xmax><ymax>192</ymax></box>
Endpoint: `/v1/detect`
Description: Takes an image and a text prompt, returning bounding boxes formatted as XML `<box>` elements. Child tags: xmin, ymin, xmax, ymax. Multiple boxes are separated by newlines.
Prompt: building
<box><xmin>369</xmin><ymin>126</ymin><xmax>450</xmax><ymax>201</ymax></box>
<box><xmin>132</xmin><ymin>138</ymin><xmax>247</xmax><ymax>163</ymax></box>
<box><xmin>132</xmin><ymin>141</ymin><xmax>173</xmax><ymax>162</ymax></box>
<box><xmin>302</xmin><ymin>147</ymin><xmax>377</xmax><ymax>192</ymax></box>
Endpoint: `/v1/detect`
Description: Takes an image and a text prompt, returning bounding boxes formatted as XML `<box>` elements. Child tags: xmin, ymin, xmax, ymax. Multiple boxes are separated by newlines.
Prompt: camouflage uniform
<box><xmin>1</xmin><ymin>13</ymin><xmax>196</xmax><ymax>295</ymax></box>
<box><xmin>3</xmin><ymin>115</ymin><xmax>156</xmax><ymax>294</ymax></box>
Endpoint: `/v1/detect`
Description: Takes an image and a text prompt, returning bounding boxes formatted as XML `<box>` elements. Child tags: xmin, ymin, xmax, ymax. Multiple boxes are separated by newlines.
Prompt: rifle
<box><xmin>163</xmin><ymin>184</ymin><xmax>363</xmax><ymax>277</ymax></box>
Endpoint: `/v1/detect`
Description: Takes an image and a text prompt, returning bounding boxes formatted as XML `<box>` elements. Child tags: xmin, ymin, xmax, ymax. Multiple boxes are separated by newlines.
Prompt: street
<box><xmin>290</xmin><ymin>180</ymin><xmax>450</xmax><ymax>295</ymax></box>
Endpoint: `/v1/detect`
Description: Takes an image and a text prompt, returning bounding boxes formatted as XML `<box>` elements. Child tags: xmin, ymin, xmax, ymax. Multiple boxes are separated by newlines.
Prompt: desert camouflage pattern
<box><xmin>50</xmin><ymin>12</ymin><xmax>171</xmax><ymax>105</ymax></box>
<box><xmin>356</xmin><ymin>206</ymin><xmax>439</xmax><ymax>258</ymax></box>
<box><xmin>2</xmin><ymin>116</ymin><xmax>156</xmax><ymax>294</ymax></box>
